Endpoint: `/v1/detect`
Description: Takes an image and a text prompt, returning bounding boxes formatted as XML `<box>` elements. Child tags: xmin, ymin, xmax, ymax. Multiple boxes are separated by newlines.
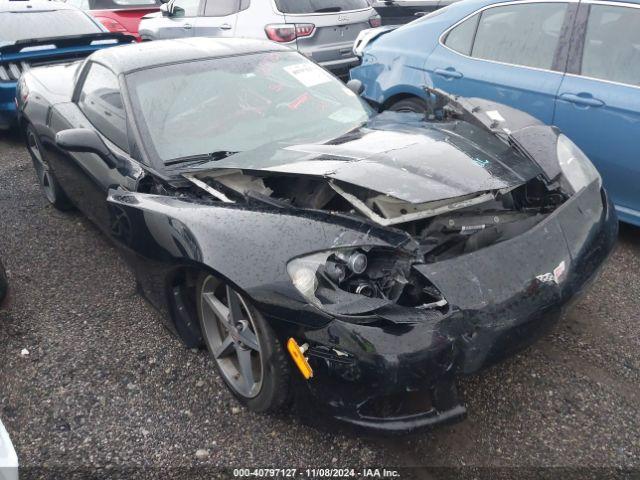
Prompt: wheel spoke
<box><xmin>202</xmin><ymin>292</ymin><xmax>231</xmax><ymax>328</ymax></box>
<box><xmin>36</xmin><ymin>167</ymin><xmax>46</xmax><ymax>185</ymax></box>
<box><xmin>237</xmin><ymin>328</ymin><xmax>260</xmax><ymax>352</ymax></box>
<box><xmin>29</xmin><ymin>139</ymin><xmax>42</xmax><ymax>163</ymax></box>
<box><xmin>236</xmin><ymin>347</ymin><xmax>255</xmax><ymax>393</ymax></box>
<box><xmin>213</xmin><ymin>335</ymin><xmax>234</xmax><ymax>359</ymax></box>
<box><xmin>202</xmin><ymin>278</ymin><xmax>263</xmax><ymax>399</ymax></box>
<box><xmin>226</xmin><ymin>286</ymin><xmax>244</xmax><ymax>323</ymax></box>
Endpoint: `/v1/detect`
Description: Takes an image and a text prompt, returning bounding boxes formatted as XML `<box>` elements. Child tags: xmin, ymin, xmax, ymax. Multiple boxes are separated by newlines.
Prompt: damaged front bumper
<box><xmin>291</xmin><ymin>182</ymin><xmax>617</xmax><ymax>434</ymax></box>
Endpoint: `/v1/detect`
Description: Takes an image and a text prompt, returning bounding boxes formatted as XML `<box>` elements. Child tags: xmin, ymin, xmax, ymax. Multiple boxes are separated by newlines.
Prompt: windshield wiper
<box><xmin>165</xmin><ymin>151</ymin><xmax>238</xmax><ymax>167</ymax></box>
<box><xmin>315</xmin><ymin>6</ymin><xmax>342</xmax><ymax>12</ymax></box>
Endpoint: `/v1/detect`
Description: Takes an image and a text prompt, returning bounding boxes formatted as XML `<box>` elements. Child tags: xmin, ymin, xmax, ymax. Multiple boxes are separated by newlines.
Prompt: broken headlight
<box><xmin>557</xmin><ymin>134</ymin><xmax>601</xmax><ymax>193</ymax></box>
<box><xmin>287</xmin><ymin>247</ymin><xmax>411</xmax><ymax>317</ymax></box>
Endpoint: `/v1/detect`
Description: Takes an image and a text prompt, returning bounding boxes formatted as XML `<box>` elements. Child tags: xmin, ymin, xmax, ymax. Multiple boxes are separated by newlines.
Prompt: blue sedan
<box><xmin>351</xmin><ymin>0</ymin><xmax>640</xmax><ymax>226</ymax></box>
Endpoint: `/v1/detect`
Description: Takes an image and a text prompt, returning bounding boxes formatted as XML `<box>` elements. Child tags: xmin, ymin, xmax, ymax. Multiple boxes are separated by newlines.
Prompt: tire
<box><xmin>24</xmin><ymin>124</ymin><xmax>73</xmax><ymax>211</ymax></box>
<box><xmin>387</xmin><ymin>97</ymin><xmax>429</xmax><ymax>114</ymax></box>
<box><xmin>196</xmin><ymin>273</ymin><xmax>291</xmax><ymax>412</ymax></box>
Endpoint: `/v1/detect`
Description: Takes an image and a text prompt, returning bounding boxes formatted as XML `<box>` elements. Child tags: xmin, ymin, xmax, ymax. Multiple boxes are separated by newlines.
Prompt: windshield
<box><xmin>126</xmin><ymin>51</ymin><xmax>373</xmax><ymax>165</ymax></box>
<box><xmin>274</xmin><ymin>0</ymin><xmax>369</xmax><ymax>14</ymax></box>
<box><xmin>0</xmin><ymin>10</ymin><xmax>102</xmax><ymax>43</ymax></box>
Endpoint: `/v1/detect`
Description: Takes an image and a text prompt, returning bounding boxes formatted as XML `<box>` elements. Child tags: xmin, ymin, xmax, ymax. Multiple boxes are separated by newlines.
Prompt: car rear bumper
<box><xmin>298</xmin><ymin>42</ymin><xmax>361</xmax><ymax>77</ymax></box>
<box><xmin>293</xmin><ymin>182</ymin><xmax>618</xmax><ymax>434</ymax></box>
<box><xmin>319</xmin><ymin>57</ymin><xmax>361</xmax><ymax>79</ymax></box>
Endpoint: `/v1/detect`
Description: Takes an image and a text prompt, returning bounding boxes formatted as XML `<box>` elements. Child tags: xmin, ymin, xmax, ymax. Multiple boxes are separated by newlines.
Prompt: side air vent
<box><xmin>0</xmin><ymin>62</ymin><xmax>29</xmax><ymax>82</ymax></box>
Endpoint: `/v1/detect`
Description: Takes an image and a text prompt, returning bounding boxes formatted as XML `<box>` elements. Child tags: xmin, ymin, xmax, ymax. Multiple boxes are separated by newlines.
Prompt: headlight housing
<box><xmin>557</xmin><ymin>134</ymin><xmax>601</xmax><ymax>193</ymax></box>
<box><xmin>287</xmin><ymin>247</ymin><xmax>411</xmax><ymax>317</ymax></box>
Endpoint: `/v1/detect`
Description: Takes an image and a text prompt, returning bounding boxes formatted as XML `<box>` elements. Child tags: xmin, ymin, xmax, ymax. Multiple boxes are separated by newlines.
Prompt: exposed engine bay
<box><xmin>157</xmin><ymin>93</ymin><xmax>575</xmax><ymax>316</ymax></box>
<box><xmin>183</xmin><ymin>167</ymin><xmax>568</xmax><ymax>263</ymax></box>
<box><xmin>141</xmin><ymin>91</ymin><xmax>577</xmax><ymax>315</ymax></box>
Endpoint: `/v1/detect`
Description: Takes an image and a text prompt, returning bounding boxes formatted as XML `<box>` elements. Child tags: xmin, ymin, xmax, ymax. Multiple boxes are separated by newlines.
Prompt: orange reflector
<box><xmin>287</xmin><ymin>338</ymin><xmax>313</xmax><ymax>379</ymax></box>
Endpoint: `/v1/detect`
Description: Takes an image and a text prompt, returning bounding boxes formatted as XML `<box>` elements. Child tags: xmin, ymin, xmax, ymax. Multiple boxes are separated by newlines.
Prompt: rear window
<box><xmin>274</xmin><ymin>0</ymin><xmax>369</xmax><ymax>14</ymax></box>
<box><xmin>0</xmin><ymin>10</ymin><xmax>101</xmax><ymax>42</ymax></box>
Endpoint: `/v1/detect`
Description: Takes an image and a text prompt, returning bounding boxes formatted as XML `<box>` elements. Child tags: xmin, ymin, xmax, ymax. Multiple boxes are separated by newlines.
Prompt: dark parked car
<box><xmin>368</xmin><ymin>0</ymin><xmax>457</xmax><ymax>25</ymax></box>
<box><xmin>17</xmin><ymin>38</ymin><xmax>616</xmax><ymax>433</ymax></box>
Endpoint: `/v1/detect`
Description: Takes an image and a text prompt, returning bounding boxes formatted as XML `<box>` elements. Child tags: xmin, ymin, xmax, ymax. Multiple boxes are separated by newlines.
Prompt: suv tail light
<box><xmin>265</xmin><ymin>23</ymin><xmax>315</xmax><ymax>43</ymax></box>
<box><xmin>95</xmin><ymin>16</ymin><xmax>128</xmax><ymax>33</ymax></box>
<box><xmin>369</xmin><ymin>15</ymin><xmax>382</xmax><ymax>28</ymax></box>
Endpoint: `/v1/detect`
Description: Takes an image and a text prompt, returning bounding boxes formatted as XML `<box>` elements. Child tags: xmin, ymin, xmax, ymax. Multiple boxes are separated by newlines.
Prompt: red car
<box><xmin>64</xmin><ymin>0</ymin><xmax>160</xmax><ymax>41</ymax></box>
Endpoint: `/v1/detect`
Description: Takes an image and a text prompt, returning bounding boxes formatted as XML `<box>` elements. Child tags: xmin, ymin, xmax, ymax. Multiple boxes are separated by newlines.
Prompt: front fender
<box><xmin>354</xmin><ymin>57</ymin><xmax>429</xmax><ymax>107</ymax></box>
<box><xmin>107</xmin><ymin>190</ymin><xmax>415</xmax><ymax>324</ymax></box>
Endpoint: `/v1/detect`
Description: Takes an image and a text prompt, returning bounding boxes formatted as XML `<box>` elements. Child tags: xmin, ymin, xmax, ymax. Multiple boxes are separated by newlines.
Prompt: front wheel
<box><xmin>196</xmin><ymin>273</ymin><xmax>291</xmax><ymax>412</ymax></box>
<box><xmin>387</xmin><ymin>97</ymin><xmax>429</xmax><ymax>114</ymax></box>
<box><xmin>25</xmin><ymin>124</ymin><xmax>73</xmax><ymax>211</ymax></box>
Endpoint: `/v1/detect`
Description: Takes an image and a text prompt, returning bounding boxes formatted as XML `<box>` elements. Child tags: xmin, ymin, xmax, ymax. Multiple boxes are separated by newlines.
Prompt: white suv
<box><xmin>139</xmin><ymin>0</ymin><xmax>381</xmax><ymax>77</ymax></box>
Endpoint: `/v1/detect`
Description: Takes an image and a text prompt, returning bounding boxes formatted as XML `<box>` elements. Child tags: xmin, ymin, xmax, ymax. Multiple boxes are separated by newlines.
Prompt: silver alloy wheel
<box><xmin>200</xmin><ymin>275</ymin><xmax>264</xmax><ymax>398</ymax></box>
<box><xmin>27</xmin><ymin>129</ymin><xmax>55</xmax><ymax>203</ymax></box>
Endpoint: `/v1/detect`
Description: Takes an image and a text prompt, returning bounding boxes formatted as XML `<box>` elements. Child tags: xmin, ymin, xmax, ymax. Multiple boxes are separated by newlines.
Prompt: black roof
<box><xmin>90</xmin><ymin>37</ymin><xmax>290</xmax><ymax>75</ymax></box>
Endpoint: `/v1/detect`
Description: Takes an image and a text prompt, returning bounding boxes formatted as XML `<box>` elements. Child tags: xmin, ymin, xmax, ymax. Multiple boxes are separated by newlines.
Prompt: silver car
<box><xmin>139</xmin><ymin>0</ymin><xmax>381</xmax><ymax>76</ymax></box>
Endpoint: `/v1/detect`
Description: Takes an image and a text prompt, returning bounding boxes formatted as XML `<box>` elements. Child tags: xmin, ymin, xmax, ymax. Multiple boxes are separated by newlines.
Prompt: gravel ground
<box><xmin>0</xmin><ymin>128</ymin><xmax>639</xmax><ymax>479</ymax></box>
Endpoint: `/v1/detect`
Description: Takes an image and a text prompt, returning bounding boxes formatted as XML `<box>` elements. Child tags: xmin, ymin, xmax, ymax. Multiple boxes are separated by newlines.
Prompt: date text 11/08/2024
<box><xmin>232</xmin><ymin>468</ymin><xmax>401</xmax><ymax>478</ymax></box>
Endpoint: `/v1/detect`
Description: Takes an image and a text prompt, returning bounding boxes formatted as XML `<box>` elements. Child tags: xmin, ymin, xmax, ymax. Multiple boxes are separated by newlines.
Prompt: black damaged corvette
<box><xmin>17</xmin><ymin>38</ymin><xmax>617</xmax><ymax>433</ymax></box>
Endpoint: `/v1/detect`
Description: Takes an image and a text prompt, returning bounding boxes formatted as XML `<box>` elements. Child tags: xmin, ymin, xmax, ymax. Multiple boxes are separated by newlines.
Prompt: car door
<box><xmin>192</xmin><ymin>0</ymin><xmax>239</xmax><ymax>36</ymax></box>
<box><xmin>156</xmin><ymin>0</ymin><xmax>201</xmax><ymax>38</ymax></box>
<box><xmin>425</xmin><ymin>1</ymin><xmax>575</xmax><ymax>125</ymax></box>
<box><xmin>554</xmin><ymin>1</ymin><xmax>640</xmax><ymax>224</ymax></box>
<box><xmin>51</xmin><ymin>62</ymin><xmax>141</xmax><ymax>230</ymax></box>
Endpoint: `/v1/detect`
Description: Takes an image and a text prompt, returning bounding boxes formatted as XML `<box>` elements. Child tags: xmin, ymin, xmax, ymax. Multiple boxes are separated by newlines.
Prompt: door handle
<box><xmin>183</xmin><ymin>23</ymin><xmax>193</xmax><ymax>30</ymax></box>
<box><xmin>559</xmin><ymin>92</ymin><xmax>604</xmax><ymax>108</ymax></box>
<box><xmin>220</xmin><ymin>23</ymin><xmax>232</xmax><ymax>30</ymax></box>
<box><xmin>434</xmin><ymin>67</ymin><xmax>463</xmax><ymax>79</ymax></box>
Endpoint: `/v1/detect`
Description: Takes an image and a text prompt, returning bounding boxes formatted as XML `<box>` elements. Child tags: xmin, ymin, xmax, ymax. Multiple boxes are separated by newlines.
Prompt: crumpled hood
<box><xmin>195</xmin><ymin>112</ymin><xmax>542</xmax><ymax>204</ymax></box>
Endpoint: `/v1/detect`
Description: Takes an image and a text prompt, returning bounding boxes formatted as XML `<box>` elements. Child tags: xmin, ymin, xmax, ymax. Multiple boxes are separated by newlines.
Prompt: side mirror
<box><xmin>55</xmin><ymin>128</ymin><xmax>118</xmax><ymax>169</ymax></box>
<box><xmin>346</xmin><ymin>79</ymin><xmax>364</xmax><ymax>96</ymax></box>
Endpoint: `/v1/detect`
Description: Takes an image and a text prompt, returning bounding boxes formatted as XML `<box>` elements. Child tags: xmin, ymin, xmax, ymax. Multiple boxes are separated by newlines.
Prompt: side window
<box><xmin>581</xmin><ymin>5</ymin><xmax>640</xmax><ymax>87</ymax></box>
<box><xmin>78</xmin><ymin>63</ymin><xmax>129</xmax><ymax>152</ymax></box>
<box><xmin>204</xmin><ymin>0</ymin><xmax>238</xmax><ymax>16</ymax></box>
<box><xmin>171</xmin><ymin>0</ymin><xmax>200</xmax><ymax>17</ymax></box>
<box><xmin>444</xmin><ymin>13</ymin><xmax>479</xmax><ymax>56</ymax></box>
<box><xmin>470</xmin><ymin>2</ymin><xmax>568</xmax><ymax>70</ymax></box>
